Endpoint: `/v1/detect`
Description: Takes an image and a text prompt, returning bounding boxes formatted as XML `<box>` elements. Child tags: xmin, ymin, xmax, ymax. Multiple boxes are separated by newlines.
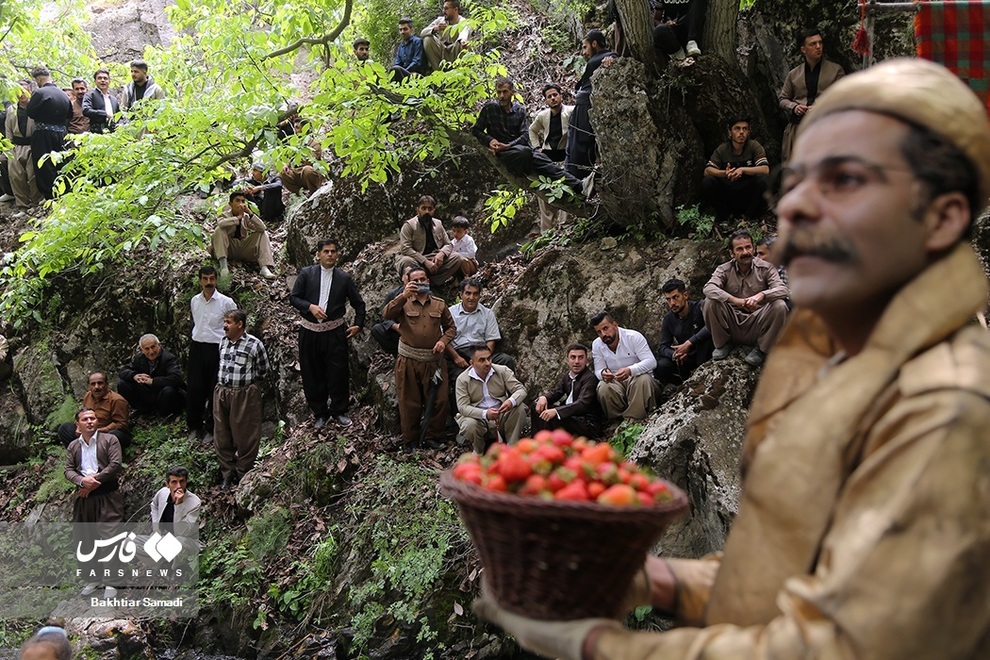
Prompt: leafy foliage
<box><xmin>344</xmin><ymin>456</ymin><xmax>465</xmax><ymax>655</ymax></box>
<box><xmin>608</xmin><ymin>420</ymin><xmax>645</xmax><ymax>457</ymax></box>
<box><xmin>482</xmin><ymin>185</ymin><xmax>528</xmax><ymax>233</ymax></box>
<box><xmin>676</xmin><ymin>203</ymin><xmax>716</xmax><ymax>238</ymax></box>
<box><xmin>0</xmin><ymin>0</ymin><xmax>519</xmax><ymax>327</ymax></box>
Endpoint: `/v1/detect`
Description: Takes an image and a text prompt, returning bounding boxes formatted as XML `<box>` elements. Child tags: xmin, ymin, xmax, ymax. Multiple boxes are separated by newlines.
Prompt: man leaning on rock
<box><xmin>56</xmin><ymin>372</ymin><xmax>131</xmax><ymax>447</ymax></box>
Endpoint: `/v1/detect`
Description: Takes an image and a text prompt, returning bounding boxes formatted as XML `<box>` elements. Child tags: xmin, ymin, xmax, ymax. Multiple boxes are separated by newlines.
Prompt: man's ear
<box><xmin>921</xmin><ymin>191</ymin><xmax>970</xmax><ymax>254</ymax></box>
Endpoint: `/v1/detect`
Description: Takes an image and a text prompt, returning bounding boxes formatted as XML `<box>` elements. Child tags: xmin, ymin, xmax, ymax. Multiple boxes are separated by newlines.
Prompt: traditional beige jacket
<box><xmin>596</xmin><ymin>243</ymin><xmax>990</xmax><ymax>658</ymax></box>
<box><xmin>779</xmin><ymin>58</ymin><xmax>844</xmax><ymax>160</ymax></box>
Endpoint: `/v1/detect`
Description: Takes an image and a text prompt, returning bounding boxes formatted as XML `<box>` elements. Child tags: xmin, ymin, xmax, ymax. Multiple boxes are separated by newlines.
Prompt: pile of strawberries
<box><xmin>451</xmin><ymin>429</ymin><xmax>676</xmax><ymax>506</ymax></box>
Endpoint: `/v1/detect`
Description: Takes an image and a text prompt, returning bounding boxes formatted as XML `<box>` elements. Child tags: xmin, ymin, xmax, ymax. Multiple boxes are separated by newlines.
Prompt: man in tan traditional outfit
<box><xmin>383</xmin><ymin>266</ymin><xmax>456</xmax><ymax>447</ymax></box>
<box><xmin>475</xmin><ymin>58</ymin><xmax>990</xmax><ymax>659</ymax></box>
<box><xmin>779</xmin><ymin>27</ymin><xmax>844</xmax><ymax>162</ymax></box>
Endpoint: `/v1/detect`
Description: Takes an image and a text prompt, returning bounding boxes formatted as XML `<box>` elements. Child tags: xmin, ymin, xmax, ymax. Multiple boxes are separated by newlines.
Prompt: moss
<box><xmin>245</xmin><ymin>507</ymin><xmax>292</xmax><ymax>563</ymax></box>
<box><xmin>338</xmin><ymin>456</ymin><xmax>467</xmax><ymax>654</ymax></box>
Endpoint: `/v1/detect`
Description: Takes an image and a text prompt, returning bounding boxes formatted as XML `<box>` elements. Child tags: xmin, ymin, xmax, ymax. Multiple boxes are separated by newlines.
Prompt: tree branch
<box><xmin>264</xmin><ymin>0</ymin><xmax>353</xmax><ymax>60</ymax></box>
<box><xmin>368</xmin><ymin>83</ymin><xmax>595</xmax><ymax>218</ymax></box>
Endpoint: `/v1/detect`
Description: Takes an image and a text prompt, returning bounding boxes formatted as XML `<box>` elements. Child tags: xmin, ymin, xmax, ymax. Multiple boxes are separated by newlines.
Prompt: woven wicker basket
<box><xmin>440</xmin><ymin>469</ymin><xmax>689</xmax><ymax>620</ymax></box>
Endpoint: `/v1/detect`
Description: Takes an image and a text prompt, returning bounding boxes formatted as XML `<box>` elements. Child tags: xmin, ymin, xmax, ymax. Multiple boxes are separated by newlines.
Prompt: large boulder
<box><xmin>283</xmin><ymin>149</ymin><xmax>510</xmax><ymax>268</ymax></box>
<box><xmin>494</xmin><ymin>237</ymin><xmax>723</xmax><ymax>397</ymax></box>
<box><xmin>631</xmin><ymin>354</ymin><xmax>759</xmax><ymax>557</ymax></box>
<box><xmin>592</xmin><ymin>55</ymin><xmax>771</xmax><ymax>230</ymax></box>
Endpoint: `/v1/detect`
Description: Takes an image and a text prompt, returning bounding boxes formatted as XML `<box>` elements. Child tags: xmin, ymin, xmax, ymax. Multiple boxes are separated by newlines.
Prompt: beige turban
<box><xmin>799</xmin><ymin>58</ymin><xmax>990</xmax><ymax>205</ymax></box>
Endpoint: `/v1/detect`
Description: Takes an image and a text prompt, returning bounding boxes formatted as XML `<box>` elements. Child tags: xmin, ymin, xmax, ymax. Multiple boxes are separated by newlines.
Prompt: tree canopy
<box><xmin>0</xmin><ymin>0</ymin><xmax>518</xmax><ymax>326</ymax></box>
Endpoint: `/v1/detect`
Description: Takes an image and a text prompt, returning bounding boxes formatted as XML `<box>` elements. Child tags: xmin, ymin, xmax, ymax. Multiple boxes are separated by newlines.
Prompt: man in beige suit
<box><xmin>394</xmin><ymin>195</ymin><xmax>463</xmax><ymax>284</ymax></box>
<box><xmin>455</xmin><ymin>344</ymin><xmax>527</xmax><ymax>452</ymax></box>
<box><xmin>529</xmin><ymin>83</ymin><xmax>574</xmax><ymax>233</ymax></box>
<box><xmin>778</xmin><ymin>27</ymin><xmax>844</xmax><ymax>161</ymax></box>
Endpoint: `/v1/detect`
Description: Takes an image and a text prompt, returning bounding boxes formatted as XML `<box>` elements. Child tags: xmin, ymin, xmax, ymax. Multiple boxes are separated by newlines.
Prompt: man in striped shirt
<box><xmin>213</xmin><ymin>309</ymin><xmax>269</xmax><ymax>489</ymax></box>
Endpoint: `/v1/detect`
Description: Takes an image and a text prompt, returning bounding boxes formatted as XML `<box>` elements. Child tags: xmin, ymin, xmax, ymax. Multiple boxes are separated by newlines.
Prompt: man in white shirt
<box><xmin>590</xmin><ymin>311</ymin><xmax>658</xmax><ymax>421</ymax></box>
<box><xmin>187</xmin><ymin>265</ymin><xmax>237</xmax><ymax>441</ymax></box>
<box><xmin>421</xmin><ymin>0</ymin><xmax>473</xmax><ymax>71</ymax></box>
<box><xmin>446</xmin><ymin>277</ymin><xmax>515</xmax><ymax>387</ymax></box>
<box><xmin>150</xmin><ymin>465</ymin><xmax>201</xmax><ymax>536</ymax></box>
<box><xmin>455</xmin><ymin>345</ymin><xmax>527</xmax><ymax>452</ymax></box>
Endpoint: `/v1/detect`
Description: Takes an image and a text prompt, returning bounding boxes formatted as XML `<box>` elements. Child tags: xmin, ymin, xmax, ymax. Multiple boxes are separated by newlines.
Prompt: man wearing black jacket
<box><xmin>654</xmin><ymin>278</ymin><xmax>713</xmax><ymax>385</ymax></box>
<box><xmin>532</xmin><ymin>343</ymin><xmax>603</xmax><ymax>439</ymax></box>
<box><xmin>26</xmin><ymin>66</ymin><xmax>71</xmax><ymax>199</ymax></box>
<box><xmin>117</xmin><ymin>334</ymin><xmax>186</xmax><ymax>417</ymax></box>
<box><xmin>289</xmin><ymin>240</ymin><xmax>366</xmax><ymax>428</ymax></box>
<box><xmin>82</xmin><ymin>69</ymin><xmax>120</xmax><ymax>134</ymax></box>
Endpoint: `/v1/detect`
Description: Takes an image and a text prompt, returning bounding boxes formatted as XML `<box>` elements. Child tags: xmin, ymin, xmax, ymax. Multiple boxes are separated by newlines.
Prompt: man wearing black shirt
<box><xmin>566</xmin><ymin>30</ymin><xmax>614</xmax><ymax>179</ymax></box>
<box><xmin>473</xmin><ymin>77</ymin><xmax>589</xmax><ymax>199</ymax></box>
<box><xmin>289</xmin><ymin>239</ymin><xmax>366</xmax><ymax>428</ymax></box>
<box><xmin>654</xmin><ymin>278</ymin><xmax>713</xmax><ymax>386</ymax></box>
<box><xmin>26</xmin><ymin>66</ymin><xmax>71</xmax><ymax>199</ymax></box>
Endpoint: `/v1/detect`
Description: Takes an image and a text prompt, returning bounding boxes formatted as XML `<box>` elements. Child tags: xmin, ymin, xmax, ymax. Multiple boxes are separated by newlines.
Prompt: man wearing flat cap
<box><xmin>475</xmin><ymin>58</ymin><xmax>990</xmax><ymax>658</ymax></box>
<box><xmin>232</xmin><ymin>163</ymin><xmax>285</xmax><ymax>222</ymax></box>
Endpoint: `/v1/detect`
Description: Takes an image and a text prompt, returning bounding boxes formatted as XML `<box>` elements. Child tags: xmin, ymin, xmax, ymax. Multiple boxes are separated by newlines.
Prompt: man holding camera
<box><xmin>383</xmin><ymin>266</ymin><xmax>457</xmax><ymax>448</ymax></box>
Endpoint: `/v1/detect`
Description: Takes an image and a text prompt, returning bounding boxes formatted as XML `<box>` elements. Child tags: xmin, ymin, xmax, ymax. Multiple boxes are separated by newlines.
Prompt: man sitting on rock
<box><xmin>455</xmin><ymin>344</ymin><xmax>527</xmax><ymax>453</ymax></box>
<box><xmin>421</xmin><ymin>0</ymin><xmax>472</xmax><ymax>71</ymax></box>
<box><xmin>652</xmin><ymin>0</ymin><xmax>708</xmax><ymax>65</ymax></box>
<box><xmin>654</xmin><ymin>278</ymin><xmax>713</xmax><ymax>386</ymax></box>
<box><xmin>56</xmin><ymin>372</ymin><xmax>131</xmax><ymax>447</ymax></box>
<box><xmin>150</xmin><ymin>465</ymin><xmax>201</xmax><ymax>536</ymax></box>
<box><xmin>700</xmin><ymin>114</ymin><xmax>771</xmax><ymax>222</ymax></box>
<box><xmin>590</xmin><ymin>311</ymin><xmax>658</xmax><ymax>421</ymax></box>
<box><xmin>473</xmin><ymin>77</ymin><xmax>591</xmax><ymax>201</ymax></box>
<box><xmin>703</xmin><ymin>229</ymin><xmax>789</xmax><ymax>367</ymax></box>
<box><xmin>533</xmin><ymin>342</ymin><xmax>603</xmax><ymax>439</ymax></box>
<box><xmin>446</xmin><ymin>277</ymin><xmax>515</xmax><ymax>373</ymax></box>
<box><xmin>389</xmin><ymin>18</ymin><xmax>428</xmax><ymax>81</ymax></box>
<box><xmin>211</xmin><ymin>190</ymin><xmax>278</xmax><ymax>280</ymax></box>
<box><xmin>232</xmin><ymin>163</ymin><xmax>284</xmax><ymax>222</ymax></box>
<box><xmin>529</xmin><ymin>83</ymin><xmax>573</xmax><ymax>234</ymax></box>
<box><xmin>117</xmin><ymin>334</ymin><xmax>186</xmax><ymax>418</ymax></box>
<box><xmin>394</xmin><ymin>195</ymin><xmax>464</xmax><ymax>285</ymax></box>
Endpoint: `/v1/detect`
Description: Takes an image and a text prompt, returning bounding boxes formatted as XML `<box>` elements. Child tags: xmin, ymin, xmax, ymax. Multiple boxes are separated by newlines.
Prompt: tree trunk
<box><xmin>613</xmin><ymin>0</ymin><xmax>663</xmax><ymax>72</ymax></box>
<box><xmin>705</xmin><ymin>0</ymin><xmax>739</xmax><ymax>65</ymax></box>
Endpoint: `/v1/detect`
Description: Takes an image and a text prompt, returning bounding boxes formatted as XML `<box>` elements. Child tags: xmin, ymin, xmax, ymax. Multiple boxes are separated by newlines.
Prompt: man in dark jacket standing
<box><xmin>82</xmin><ymin>68</ymin><xmax>120</xmax><ymax>134</ymax></box>
<box><xmin>289</xmin><ymin>240</ymin><xmax>366</xmax><ymax>428</ymax></box>
<box><xmin>117</xmin><ymin>334</ymin><xmax>186</xmax><ymax>417</ymax></box>
<box><xmin>26</xmin><ymin>66</ymin><xmax>71</xmax><ymax>199</ymax></box>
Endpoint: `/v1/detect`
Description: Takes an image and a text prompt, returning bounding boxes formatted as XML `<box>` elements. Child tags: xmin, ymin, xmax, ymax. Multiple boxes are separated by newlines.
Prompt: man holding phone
<box><xmin>383</xmin><ymin>267</ymin><xmax>457</xmax><ymax>448</ymax></box>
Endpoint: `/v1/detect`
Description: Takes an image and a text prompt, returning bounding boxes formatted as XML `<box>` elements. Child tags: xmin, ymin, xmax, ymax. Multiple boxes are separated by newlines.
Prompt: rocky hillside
<box><xmin>0</xmin><ymin>0</ymin><xmax>935</xmax><ymax>657</ymax></box>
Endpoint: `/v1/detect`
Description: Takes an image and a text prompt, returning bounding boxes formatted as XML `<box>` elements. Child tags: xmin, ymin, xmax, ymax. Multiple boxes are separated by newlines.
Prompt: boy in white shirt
<box><xmin>450</xmin><ymin>216</ymin><xmax>478</xmax><ymax>276</ymax></box>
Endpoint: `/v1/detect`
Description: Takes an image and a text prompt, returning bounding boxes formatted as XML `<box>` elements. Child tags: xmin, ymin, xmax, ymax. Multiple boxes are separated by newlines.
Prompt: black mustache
<box><xmin>779</xmin><ymin>229</ymin><xmax>858</xmax><ymax>266</ymax></box>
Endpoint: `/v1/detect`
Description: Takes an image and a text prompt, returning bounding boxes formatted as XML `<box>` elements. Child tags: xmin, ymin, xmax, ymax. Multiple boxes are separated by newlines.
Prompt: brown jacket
<box><xmin>383</xmin><ymin>294</ymin><xmax>456</xmax><ymax>350</ymax></box>
<box><xmin>65</xmin><ymin>431</ymin><xmax>123</xmax><ymax>493</ymax></box>
<box><xmin>396</xmin><ymin>216</ymin><xmax>454</xmax><ymax>266</ymax></box>
<box><xmin>596</xmin><ymin>244</ymin><xmax>990</xmax><ymax>658</ymax></box>
<box><xmin>779</xmin><ymin>58</ymin><xmax>844</xmax><ymax>160</ymax></box>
